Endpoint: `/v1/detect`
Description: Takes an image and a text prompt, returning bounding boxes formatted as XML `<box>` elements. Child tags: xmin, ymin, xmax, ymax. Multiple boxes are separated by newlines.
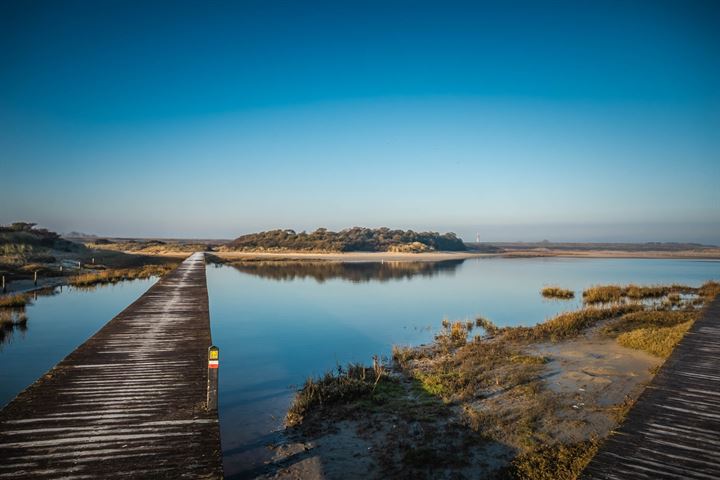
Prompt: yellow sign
<box><xmin>209</xmin><ymin>350</ymin><xmax>219</xmax><ymax>360</ymax></box>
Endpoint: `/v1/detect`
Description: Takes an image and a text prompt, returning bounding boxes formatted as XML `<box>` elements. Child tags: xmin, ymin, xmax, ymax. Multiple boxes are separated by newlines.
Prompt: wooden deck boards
<box><xmin>0</xmin><ymin>252</ymin><xmax>222</xmax><ymax>479</ymax></box>
<box><xmin>582</xmin><ymin>296</ymin><xmax>720</xmax><ymax>480</ymax></box>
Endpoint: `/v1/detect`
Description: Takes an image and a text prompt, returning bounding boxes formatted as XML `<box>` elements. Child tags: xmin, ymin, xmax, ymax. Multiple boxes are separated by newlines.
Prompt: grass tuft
<box><xmin>541</xmin><ymin>286</ymin><xmax>575</xmax><ymax>300</ymax></box>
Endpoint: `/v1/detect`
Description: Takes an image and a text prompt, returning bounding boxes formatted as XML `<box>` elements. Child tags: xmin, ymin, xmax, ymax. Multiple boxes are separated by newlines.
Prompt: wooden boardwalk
<box><xmin>0</xmin><ymin>252</ymin><xmax>223</xmax><ymax>479</ymax></box>
<box><xmin>582</xmin><ymin>296</ymin><xmax>720</xmax><ymax>480</ymax></box>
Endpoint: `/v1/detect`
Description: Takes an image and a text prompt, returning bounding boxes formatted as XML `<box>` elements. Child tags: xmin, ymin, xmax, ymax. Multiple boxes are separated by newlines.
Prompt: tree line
<box><xmin>227</xmin><ymin>227</ymin><xmax>467</xmax><ymax>252</ymax></box>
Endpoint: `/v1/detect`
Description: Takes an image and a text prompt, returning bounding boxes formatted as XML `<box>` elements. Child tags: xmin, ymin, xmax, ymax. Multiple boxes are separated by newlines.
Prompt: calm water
<box><xmin>0</xmin><ymin>279</ymin><xmax>157</xmax><ymax>407</ymax></box>
<box><xmin>205</xmin><ymin>257</ymin><xmax>720</xmax><ymax>477</ymax></box>
<box><xmin>0</xmin><ymin>258</ymin><xmax>718</xmax><ymax>478</ymax></box>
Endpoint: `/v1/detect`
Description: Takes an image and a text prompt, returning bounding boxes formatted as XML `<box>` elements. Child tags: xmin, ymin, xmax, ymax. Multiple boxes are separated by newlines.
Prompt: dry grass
<box><xmin>541</xmin><ymin>286</ymin><xmax>575</xmax><ymax>300</ymax></box>
<box><xmin>500</xmin><ymin>304</ymin><xmax>644</xmax><ymax>343</ymax></box>
<box><xmin>0</xmin><ymin>308</ymin><xmax>27</xmax><ymax>326</ymax></box>
<box><xmin>286</xmin><ymin>359</ymin><xmax>387</xmax><ymax>427</ymax></box>
<box><xmin>601</xmin><ymin>310</ymin><xmax>696</xmax><ymax>337</ymax></box>
<box><xmin>616</xmin><ymin>321</ymin><xmax>693</xmax><ymax>358</ymax></box>
<box><xmin>0</xmin><ymin>293</ymin><xmax>31</xmax><ymax>309</ymax></box>
<box><xmin>499</xmin><ymin>439</ymin><xmax>600</xmax><ymax>480</ymax></box>
<box><xmin>699</xmin><ymin>280</ymin><xmax>720</xmax><ymax>300</ymax></box>
<box><xmin>582</xmin><ymin>283</ymin><xmax>696</xmax><ymax>304</ymax></box>
<box><xmin>70</xmin><ymin>264</ymin><xmax>177</xmax><ymax>287</ymax></box>
<box><xmin>475</xmin><ymin>315</ymin><xmax>502</xmax><ymax>336</ymax></box>
<box><xmin>596</xmin><ymin>283</ymin><xmax>720</xmax><ymax>357</ymax></box>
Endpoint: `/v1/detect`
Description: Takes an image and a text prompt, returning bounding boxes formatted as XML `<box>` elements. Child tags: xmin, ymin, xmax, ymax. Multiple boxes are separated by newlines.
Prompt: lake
<box><xmin>204</xmin><ymin>257</ymin><xmax>720</xmax><ymax>477</ymax></box>
<box><xmin>0</xmin><ymin>257</ymin><xmax>718</xmax><ymax>478</ymax></box>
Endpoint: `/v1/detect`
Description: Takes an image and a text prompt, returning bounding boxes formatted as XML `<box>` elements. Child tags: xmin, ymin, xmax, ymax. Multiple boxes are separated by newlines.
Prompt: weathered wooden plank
<box><xmin>582</xmin><ymin>296</ymin><xmax>720</xmax><ymax>480</ymax></box>
<box><xmin>0</xmin><ymin>253</ymin><xmax>222</xmax><ymax>479</ymax></box>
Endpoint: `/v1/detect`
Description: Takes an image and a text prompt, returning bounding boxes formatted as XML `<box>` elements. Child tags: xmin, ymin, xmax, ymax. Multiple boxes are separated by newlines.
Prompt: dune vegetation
<box><xmin>224</xmin><ymin>227</ymin><xmax>467</xmax><ymax>253</ymax></box>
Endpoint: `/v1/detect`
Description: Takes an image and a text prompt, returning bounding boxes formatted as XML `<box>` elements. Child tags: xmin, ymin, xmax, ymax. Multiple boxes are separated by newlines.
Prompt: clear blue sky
<box><xmin>2</xmin><ymin>0</ymin><xmax>718</xmax><ymax>243</ymax></box>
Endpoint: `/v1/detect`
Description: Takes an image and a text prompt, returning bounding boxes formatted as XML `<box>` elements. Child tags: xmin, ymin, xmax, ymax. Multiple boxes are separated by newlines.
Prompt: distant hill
<box><xmin>225</xmin><ymin>227</ymin><xmax>467</xmax><ymax>252</ymax></box>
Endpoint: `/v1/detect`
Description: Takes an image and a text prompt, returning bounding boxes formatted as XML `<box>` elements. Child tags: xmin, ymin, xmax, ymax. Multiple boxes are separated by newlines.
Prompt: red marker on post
<box><xmin>207</xmin><ymin>345</ymin><xmax>219</xmax><ymax>411</ymax></box>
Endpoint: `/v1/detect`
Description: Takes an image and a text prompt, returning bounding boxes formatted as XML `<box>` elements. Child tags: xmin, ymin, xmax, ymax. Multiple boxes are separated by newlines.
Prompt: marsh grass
<box><xmin>435</xmin><ymin>319</ymin><xmax>471</xmax><ymax>351</ymax></box>
<box><xmin>601</xmin><ymin>310</ymin><xmax>696</xmax><ymax>337</ymax></box>
<box><xmin>498</xmin><ymin>439</ymin><xmax>600</xmax><ymax>480</ymax></box>
<box><xmin>699</xmin><ymin>280</ymin><xmax>720</xmax><ymax>300</ymax></box>
<box><xmin>0</xmin><ymin>308</ymin><xmax>27</xmax><ymax>326</ymax></box>
<box><xmin>286</xmin><ymin>359</ymin><xmax>388</xmax><ymax>427</ymax></box>
<box><xmin>596</xmin><ymin>282</ymin><xmax>720</xmax><ymax>357</ymax></box>
<box><xmin>286</xmin><ymin>281</ymin><xmax>720</xmax><ymax>478</ymax></box>
<box><xmin>500</xmin><ymin>304</ymin><xmax>644</xmax><ymax>343</ymax></box>
<box><xmin>70</xmin><ymin>264</ymin><xmax>177</xmax><ymax>287</ymax></box>
<box><xmin>0</xmin><ymin>307</ymin><xmax>28</xmax><ymax>345</ymax></box>
<box><xmin>582</xmin><ymin>283</ymin><xmax>696</xmax><ymax>305</ymax></box>
<box><xmin>475</xmin><ymin>315</ymin><xmax>502</xmax><ymax>336</ymax></box>
<box><xmin>541</xmin><ymin>286</ymin><xmax>575</xmax><ymax>300</ymax></box>
<box><xmin>616</xmin><ymin>321</ymin><xmax>693</xmax><ymax>358</ymax></box>
<box><xmin>0</xmin><ymin>293</ymin><xmax>31</xmax><ymax>309</ymax></box>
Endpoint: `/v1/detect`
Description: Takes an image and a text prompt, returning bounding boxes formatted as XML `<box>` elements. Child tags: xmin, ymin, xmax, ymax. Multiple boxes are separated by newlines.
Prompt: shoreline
<box><xmin>266</xmin><ymin>283</ymin><xmax>720</xmax><ymax>479</ymax></box>
<box><xmin>210</xmin><ymin>249</ymin><xmax>720</xmax><ymax>262</ymax></box>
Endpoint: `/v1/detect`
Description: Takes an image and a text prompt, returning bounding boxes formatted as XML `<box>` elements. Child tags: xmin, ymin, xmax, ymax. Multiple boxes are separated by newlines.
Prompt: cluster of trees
<box><xmin>227</xmin><ymin>227</ymin><xmax>467</xmax><ymax>252</ymax></box>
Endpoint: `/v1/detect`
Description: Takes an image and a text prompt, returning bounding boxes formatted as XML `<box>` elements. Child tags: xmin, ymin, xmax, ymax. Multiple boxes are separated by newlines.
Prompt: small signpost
<box><xmin>207</xmin><ymin>345</ymin><xmax>219</xmax><ymax>411</ymax></box>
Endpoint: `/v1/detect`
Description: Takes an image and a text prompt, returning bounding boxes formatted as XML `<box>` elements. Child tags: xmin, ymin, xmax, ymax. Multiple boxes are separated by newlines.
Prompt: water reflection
<box><xmin>220</xmin><ymin>259</ymin><xmax>464</xmax><ymax>283</ymax></box>
<box><xmin>0</xmin><ymin>287</ymin><xmax>60</xmax><ymax>347</ymax></box>
<box><xmin>0</xmin><ymin>310</ymin><xmax>27</xmax><ymax>346</ymax></box>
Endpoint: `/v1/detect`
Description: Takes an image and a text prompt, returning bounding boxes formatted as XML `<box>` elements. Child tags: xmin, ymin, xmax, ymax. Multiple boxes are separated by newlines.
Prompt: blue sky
<box><xmin>1</xmin><ymin>0</ymin><xmax>719</xmax><ymax>242</ymax></box>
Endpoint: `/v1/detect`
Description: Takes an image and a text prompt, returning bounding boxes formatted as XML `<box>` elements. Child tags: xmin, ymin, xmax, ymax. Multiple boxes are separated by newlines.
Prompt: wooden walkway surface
<box><xmin>582</xmin><ymin>295</ymin><xmax>720</xmax><ymax>480</ymax></box>
<box><xmin>0</xmin><ymin>252</ymin><xmax>222</xmax><ymax>479</ymax></box>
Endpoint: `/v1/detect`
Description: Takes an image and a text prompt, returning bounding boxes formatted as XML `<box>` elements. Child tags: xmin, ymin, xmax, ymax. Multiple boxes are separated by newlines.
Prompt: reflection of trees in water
<box><xmin>226</xmin><ymin>260</ymin><xmax>465</xmax><ymax>283</ymax></box>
